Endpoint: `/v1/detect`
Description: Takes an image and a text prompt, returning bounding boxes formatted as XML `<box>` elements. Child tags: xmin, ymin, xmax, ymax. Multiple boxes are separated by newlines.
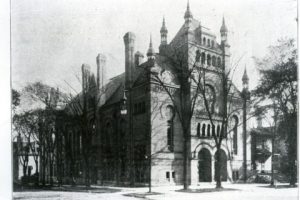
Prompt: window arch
<box><xmin>197</xmin><ymin>123</ymin><xmax>201</xmax><ymax>137</ymax></box>
<box><xmin>232</xmin><ymin>115</ymin><xmax>239</xmax><ymax>154</ymax></box>
<box><xmin>207</xmin><ymin>54</ymin><xmax>211</xmax><ymax>66</ymax></box>
<box><xmin>203</xmin><ymin>37</ymin><xmax>206</xmax><ymax>46</ymax></box>
<box><xmin>207</xmin><ymin>39</ymin><xmax>210</xmax><ymax>47</ymax></box>
<box><xmin>212</xmin><ymin>56</ymin><xmax>216</xmax><ymax>66</ymax></box>
<box><xmin>207</xmin><ymin>124</ymin><xmax>211</xmax><ymax>137</ymax></box>
<box><xmin>202</xmin><ymin>124</ymin><xmax>206</xmax><ymax>137</ymax></box>
<box><xmin>217</xmin><ymin>57</ymin><xmax>221</xmax><ymax>67</ymax></box>
<box><xmin>211</xmin><ymin>41</ymin><xmax>214</xmax><ymax>48</ymax></box>
<box><xmin>212</xmin><ymin>124</ymin><xmax>216</xmax><ymax>137</ymax></box>
<box><xmin>201</xmin><ymin>52</ymin><xmax>206</xmax><ymax>64</ymax></box>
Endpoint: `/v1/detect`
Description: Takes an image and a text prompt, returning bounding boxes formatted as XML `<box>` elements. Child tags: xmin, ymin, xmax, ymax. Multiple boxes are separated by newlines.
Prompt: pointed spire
<box><xmin>160</xmin><ymin>16</ymin><xmax>168</xmax><ymax>33</ymax></box>
<box><xmin>147</xmin><ymin>34</ymin><xmax>155</xmax><ymax>58</ymax></box>
<box><xmin>242</xmin><ymin>67</ymin><xmax>249</xmax><ymax>82</ymax></box>
<box><xmin>184</xmin><ymin>0</ymin><xmax>193</xmax><ymax>20</ymax></box>
<box><xmin>220</xmin><ymin>16</ymin><xmax>228</xmax><ymax>33</ymax></box>
<box><xmin>242</xmin><ymin>66</ymin><xmax>249</xmax><ymax>90</ymax></box>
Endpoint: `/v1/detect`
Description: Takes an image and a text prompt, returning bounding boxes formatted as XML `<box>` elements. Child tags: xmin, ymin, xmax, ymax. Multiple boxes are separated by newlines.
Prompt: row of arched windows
<box><xmin>195</xmin><ymin>50</ymin><xmax>222</xmax><ymax>67</ymax></box>
<box><xmin>196</xmin><ymin>123</ymin><xmax>226</xmax><ymax>138</ymax></box>
<box><xmin>202</xmin><ymin>37</ymin><xmax>215</xmax><ymax>48</ymax></box>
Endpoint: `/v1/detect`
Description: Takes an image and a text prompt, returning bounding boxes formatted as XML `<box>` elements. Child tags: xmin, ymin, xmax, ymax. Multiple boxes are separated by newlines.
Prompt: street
<box><xmin>13</xmin><ymin>183</ymin><xmax>298</xmax><ymax>200</ymax></box>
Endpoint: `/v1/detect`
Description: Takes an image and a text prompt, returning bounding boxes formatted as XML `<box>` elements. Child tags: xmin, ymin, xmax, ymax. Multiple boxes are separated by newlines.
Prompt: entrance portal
<box><xmin>198</xmin><ymin>148</ymin><xmax>212</xmax><ymax>182</ymax></box>
<box><xmin>214</xmin><ymin>149</ymin><xmax>227</xmax><ymax>181</ymax></box>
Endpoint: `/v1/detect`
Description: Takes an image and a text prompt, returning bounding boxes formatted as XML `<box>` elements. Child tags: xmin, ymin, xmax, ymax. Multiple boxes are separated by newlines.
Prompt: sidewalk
<box><xmin>13</xmin><ymin>183</ymin><xmax>298</xmax><ymax>200</ymax></box>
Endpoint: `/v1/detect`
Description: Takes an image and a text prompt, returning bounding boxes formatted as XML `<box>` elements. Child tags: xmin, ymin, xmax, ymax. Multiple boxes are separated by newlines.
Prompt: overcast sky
<box><xmin>11</xmin><ymin>0</ymin><xmax>297</xmax><ymax>94</ymax></box>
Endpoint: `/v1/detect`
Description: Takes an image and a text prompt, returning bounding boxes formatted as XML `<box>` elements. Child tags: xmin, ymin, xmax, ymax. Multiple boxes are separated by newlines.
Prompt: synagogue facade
<box><xmin>61</xmin><ymin>2</ymin><xmax>252</xmax><ymax>186</ymax></box>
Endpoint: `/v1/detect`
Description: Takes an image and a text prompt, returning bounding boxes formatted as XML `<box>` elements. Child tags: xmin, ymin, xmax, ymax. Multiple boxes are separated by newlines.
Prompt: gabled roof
<box><xmin>98</xmin><ymin>73</ymin><xmax>125</xmax><ymax>107</ymax></box>
<box><xmin>169</xmin><ymin>18</ymin><xmax>220</xmax><ymax>50</ymax></box>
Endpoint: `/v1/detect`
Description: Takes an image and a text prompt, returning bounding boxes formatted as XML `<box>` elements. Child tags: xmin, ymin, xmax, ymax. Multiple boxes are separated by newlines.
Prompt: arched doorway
<box><xmin>214</xmin><ymin>149</ymin><xmax>227</xmax><ymax>181</ymax></box>
<box><xmin>198</xmin><ymin>148</ymin><xmax>212</xmax><ymax>182</ymax></box>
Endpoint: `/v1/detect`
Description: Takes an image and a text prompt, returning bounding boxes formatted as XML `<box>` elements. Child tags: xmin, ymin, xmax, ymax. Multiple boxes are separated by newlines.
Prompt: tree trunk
<box><xmin>50</xmin><ymin>160</ymin><xmax>53</xmax><ymax>186</ymax></box>
<box><xmin>34</xmin><ymin>159</ymin><xmax>39</xmax><ymax>174</ymax></box>
<box><xmin>183</xmin><ymin>135</ymin><xmax>188</xmax><ymax>190</ymax></box>
<box><xmin>215</xmin><ymin>148</ymin><xmax>222</xmax><ymax>188</ymax></box>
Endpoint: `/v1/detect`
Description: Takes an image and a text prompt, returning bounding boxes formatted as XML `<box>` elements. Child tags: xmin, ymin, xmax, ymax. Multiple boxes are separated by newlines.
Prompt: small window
<box><xmin>167</xmin><ymin>126</ymin><xmax>174</xmax><ymax>152</ymax></box>
<box><xmin>172</xmin><ymin>171</ymin><xmax>175</xmax><ymax>178</ymax></box>
<box><xmin>217</xmin><ymin>125</ymin><xmax>220</xmax><ymax>137</ymax></box>
<box><xmin>166</xmin><ymin>172</ymin><xmax>170</xmax><ymax>179</ymax></box>
<box><xmin>212</xmin><ymin>124</ymin><xmax>215</xmax><ymax>136</ymax></box>
<box><xmin>212</xmin><ymin>41</ymin><xmax>214</xmax><ymax>48</ymax></box>
<box><xmin>195</xmin><ymin>50</ymin><xmax>201</xmax><ymax>62</ymax></box>
<box><xmin>207</xmin><ymin>124</ymin><xmax>211</xmax><ymax>137</ymax></box>
<box><xmin>203</xmin><ymin>37</ymin><xmax>206</xmax><ymax>46</ymax></box>
<box><xmin>201</xmin><ymin>52</ymin><xmax>206</xmax><ymax>64</ymax></box>
<box><xmin>212</xmin><ymin>56</ymin><xmax>216</xmax><ymax>66</ymax></box>
<box><xmin>207</xmin><ymin>39</ymin><xmax>210</xmax><ymax>47</ymax></box>
<box><xmin>197</xmin><ymin>123</ymin><xmax>200</xmax><ymax>137</ymax></box>
<box><xmin>217</xmin><ymin>57</ymin><xmax>221</xmax><ymax>67</ymax></box>
<box><xmin>202</xmin><ymin>124</ymin><xmax>206</xmax><ymax>137</ymax></box>
<box><xmin>207</xmin><ymin>55</ymin><xmax>211</xmax><ymax>66</ymax></box>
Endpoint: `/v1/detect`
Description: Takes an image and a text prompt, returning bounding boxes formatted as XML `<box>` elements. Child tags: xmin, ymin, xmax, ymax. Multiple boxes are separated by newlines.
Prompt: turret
<box><xmin>220</xmin><ymin>16</ymin><xmax>228</xmax><ymax>43</ymax></box>
<box><xmin>123</xmin><ymin>32</ymin><xmax>136</xmax><ymax>89</ymax></box>
<box><xmin>220</xmin><ymin>16</ymin><xmax>230</xmax><ymax>73</ymax></box>
<box><xmin>96</xmin><ymin>53</ymin><xmax>106</xmax><ymax>90</ymax></box>
<box><xmin>184</xmin><ymin>0</ymin><xmax>193</xmax><ymax>26</ymax></box>
<box><xmin>159</xmin><ymin>17</ymin><xmax>168</xmax><ymax>54</ymax></box>
<box><xmin>147</xmin><ymin>35</ymin><xmax>155</xmax><ymax>60</ymax></box>
<box><xmin>160</xmin><ymin>17</ymin><xmax>168</xmax><ymax>45</ymax></box>
<box><xmin>242</xmin><ymin>67</ymin><xmax>249</xmax><ymax>90</ymax></box>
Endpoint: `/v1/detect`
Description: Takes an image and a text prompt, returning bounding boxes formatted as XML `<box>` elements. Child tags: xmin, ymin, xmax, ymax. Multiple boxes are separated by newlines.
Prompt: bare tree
<box><xmin>142</xmin><ymin>41</ymin><xmax>250</xmax><ymax>189</ymax></box>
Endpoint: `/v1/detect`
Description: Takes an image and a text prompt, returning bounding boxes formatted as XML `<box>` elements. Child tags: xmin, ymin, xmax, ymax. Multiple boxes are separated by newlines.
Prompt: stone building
<box><xmin>62</xmin><ymin>2</ymin><xmax>252</xmax><ymax>186</ymax></box>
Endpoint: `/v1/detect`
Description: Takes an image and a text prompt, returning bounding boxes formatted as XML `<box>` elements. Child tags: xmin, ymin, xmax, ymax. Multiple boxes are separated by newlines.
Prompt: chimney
<box><xmin>81</xmin><ymin>64</ymin><xmax>91</xmax><ymax>92</ymax></box>
<box><xmin>96</xmin><ymin>53</ymin><xmax>106</xmax><ymax>90</ymax></box>
<box><xmin>123</xmin><ymin>32</ymin><xmax>136</xmax><ymax>89</ymax></box>
<box><xmin>134</xmin><ymin>51</ymin><xmax>144</xmax><ymax>67</ymax></box>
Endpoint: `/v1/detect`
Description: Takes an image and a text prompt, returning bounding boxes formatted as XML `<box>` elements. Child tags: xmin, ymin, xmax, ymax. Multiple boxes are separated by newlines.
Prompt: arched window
<box><xmin>217</xmin><ymin>125</ymin><xmax>220</xmax><ymax>137</ymax></box>
<box><xmin>207</xmin><ymin>39</ymin><xmax>210</xmax><ymax>47</ymax></box>
<box><xmin>197</xmin><ymin>123</ymin><xmax>201</xmax><ymax>137</ymax></box>
<box><xmin>166</xmin><ymin>105</ymin><xmax>174</xmax><ymax>152</ymax></box>
<box><xmin>217</xmin><ymin>57</ymin><xmax>221</xmax><ymax>67</ymax></box>
<box><xmin>212</xmin><ymin>124</ymin><xmax>216</xmax><ymax>137</ymax></box>
<box><xmin>203</xmin><ymin>37</ymin><xmax>206</xmax><ymax>46</ymax></box>
<box><xmin>201</xmin><ymin>52</ymin><xmax>206</xmax><ymax>64</ymax></box>
<box><xmin>207</xmin><ymin>124</ymin><xmax>211</xmax><ymax>137</ymax></box>
<box><xmin>211</xmin><ymin>41</ymin><xmax>214</xmax><ymax>48</ymax></box>
<box><xmin>212</xmin><ymin>56</ymin><xmax>216</xmax><ymax>66</ymax></box>
<box><xmin>202</xmin><ymin>124</ymin><xmax>206</xmax><ymax>137</ymax></box>
<box><xmin>167</xmin><ymin>127</ymin><xmax>173</xmax><ymax>151</ymax></box>
<box><xmin>207</xmin><ymin>54</ymin><xmax>211</xmax><ymax>66</ymax></box>
<box><xmin>232</xmin><ymin>116</ymin><xmax>239</xmax><ymax>154</ymax></box>
<box><xmin>196</xmin><ymin>50</ymin><xmax>201</xmax><ymax>62</ymax></box>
